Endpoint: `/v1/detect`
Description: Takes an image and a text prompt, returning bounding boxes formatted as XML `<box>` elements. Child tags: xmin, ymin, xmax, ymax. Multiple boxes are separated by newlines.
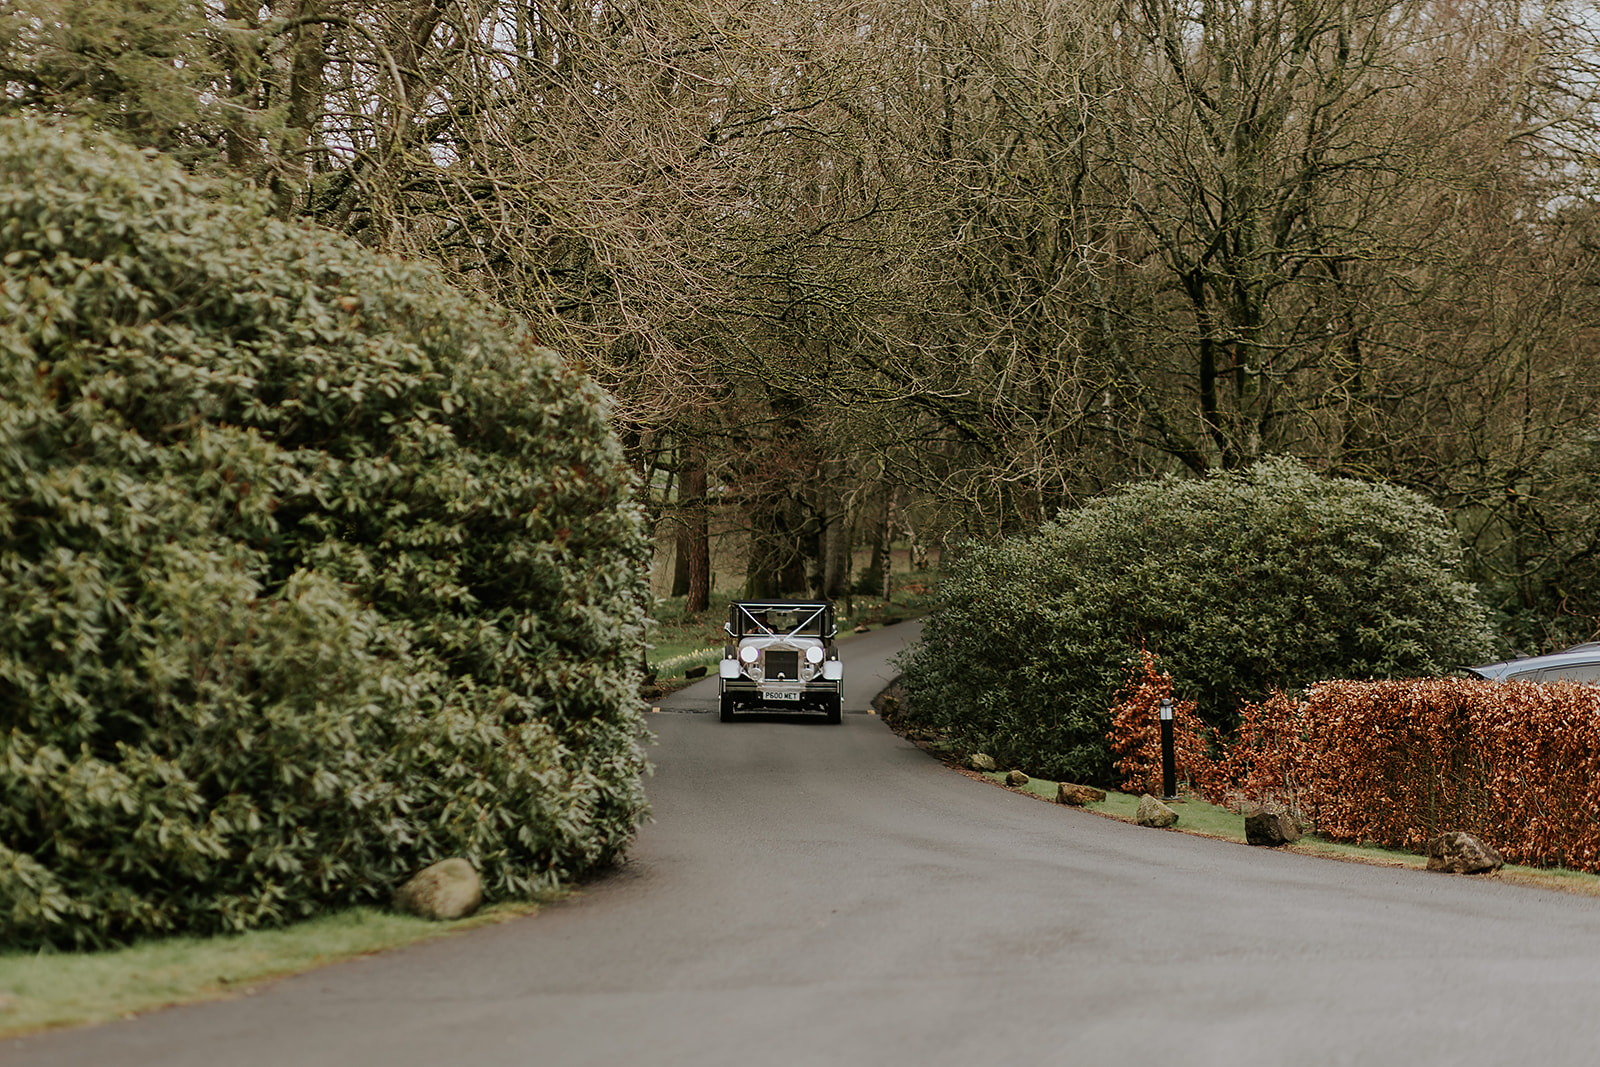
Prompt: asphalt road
<box><xmin>14</xmin><ymin>619</ymin><xmax>1600</xmax><ymax>1065</ymax></box>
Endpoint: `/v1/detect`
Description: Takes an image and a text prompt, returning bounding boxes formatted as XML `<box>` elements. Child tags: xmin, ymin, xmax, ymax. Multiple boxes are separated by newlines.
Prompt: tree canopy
<box><xmin>4</xmin><ymin>0</ymin><xmax>1599</xmax><ymax>638</ymax></box>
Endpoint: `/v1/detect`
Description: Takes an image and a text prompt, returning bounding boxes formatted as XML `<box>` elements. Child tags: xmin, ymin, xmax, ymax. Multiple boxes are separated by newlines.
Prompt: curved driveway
<box><xmin>13</xmin><ymin>619</ymin><xmax>1600</xmax><ymax>1065</ymax></box>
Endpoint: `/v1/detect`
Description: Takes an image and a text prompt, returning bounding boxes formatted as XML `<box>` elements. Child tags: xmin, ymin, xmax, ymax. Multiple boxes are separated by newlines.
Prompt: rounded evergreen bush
<box><xmin>897</xmin><ymin>457</ymin><xmax>1494</xmax><ymax>786</ymax></box>
<box><xmin>0</xmin><ymin>117</ymin><xmax>651</xmax><ymax>947</ymax></box>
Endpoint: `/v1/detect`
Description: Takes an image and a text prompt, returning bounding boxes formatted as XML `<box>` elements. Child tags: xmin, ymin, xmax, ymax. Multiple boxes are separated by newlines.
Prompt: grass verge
<box><xmin>969</xmin><ymin>769</ymin><xmax>1600</xmax><ymax>897</ymax></box>
<box><xmin>0</xmin><ymin>899</ymin><xmax>546</xmax><ymax>1039</ymax></box>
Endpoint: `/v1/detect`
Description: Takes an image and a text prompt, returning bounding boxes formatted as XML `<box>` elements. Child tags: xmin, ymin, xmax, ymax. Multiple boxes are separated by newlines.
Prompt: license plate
<box><xmin>768</xmin><ymin>691</ymin><xmax>801</xmax><ymax>702</ymax></box>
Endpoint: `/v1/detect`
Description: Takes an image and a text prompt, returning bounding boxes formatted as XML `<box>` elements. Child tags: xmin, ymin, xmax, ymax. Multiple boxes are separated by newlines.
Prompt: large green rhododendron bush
<box><xmin>899</xmin><ymin>457</ymin><xmax>1493</xmax><ymax>785</ymax></box>
<box><xmin>0</xmin><ymin>118</ymin><xmax>651</xmax><ymax>948</ymax></box>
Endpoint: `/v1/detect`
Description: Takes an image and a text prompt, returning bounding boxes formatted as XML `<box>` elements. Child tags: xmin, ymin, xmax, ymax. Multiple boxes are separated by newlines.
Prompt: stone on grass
<box><xmin>1426</xmin><ymin>831</ymin><xmax>1503</xmax><ymax>875</ymax></box>
<box><xmin>968</xmin><ymin>752</ymin><xmax>997</xmax><ymax>772</ymax></box>
<box><xmin>393</xmin><ymin>858</ymin><xmax>483</xmax><ymax>920</ymax></box>
<box><xmin>1005</xmin><ymin>770</ymin><xmax>1030</xmax><ymax>787</ymax></box>
<box><xmin>1057</xmin><ymin>783</ymin><xmax>1107</xmax><ymax>807</ymax></box>
<box><xmin>1244</xmin><ymin>804</ymin><xmax>1301</xmax><ymax>847</ymax></box>
<box><xmin>1135</xmin><ymin>794</ymin><xmax>1178</xmax><ymax>828</ymax></box>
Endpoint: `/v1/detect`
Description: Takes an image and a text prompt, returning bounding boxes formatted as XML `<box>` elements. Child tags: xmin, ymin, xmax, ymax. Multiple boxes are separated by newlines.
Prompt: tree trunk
<box><xmin>670</xmin><ymin>535</ymin><xmax>690</xmax><ymax>598</ymax></box>
<box><xmin>821</xmin><ymin>492</ymin><xmax>850</xmax><ymax>600</ymax></box>
<box><xmin>744</xmin><ymin>503</ymin><xmax>785</xmax><ymax>600</ymax></box>
<box><xmin>864</xmin><ymin>486</ymin><xmax>893</xmax><ymax>600</ymax></box>
<box><xmin>682</xmin><ymin>447</ymin><xmax>710</xmax><ymax>614</ymax></box>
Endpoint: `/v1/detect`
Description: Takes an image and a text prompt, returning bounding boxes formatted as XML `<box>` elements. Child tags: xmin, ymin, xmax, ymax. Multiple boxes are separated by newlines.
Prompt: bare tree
<box><xmin>9</xmin><ymin>0</ymin><xmax>1600</xmax><ymax>633</ymax></box>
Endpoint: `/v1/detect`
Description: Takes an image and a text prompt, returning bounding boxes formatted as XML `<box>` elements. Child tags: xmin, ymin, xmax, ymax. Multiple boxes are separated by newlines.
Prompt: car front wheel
<box><xmin>719</xmin><ymin>694</ymin><xmax>735</xmax><ymax>723</ymax></box>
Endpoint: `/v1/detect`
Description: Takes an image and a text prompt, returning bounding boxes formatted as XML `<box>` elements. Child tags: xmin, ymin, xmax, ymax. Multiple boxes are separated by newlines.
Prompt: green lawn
<box><xmin>0</xmin><ymin>901</ymin><xmax>544</xmax><ymax>1039</ymax></box>
<box><xmin>975</xmin><ymin>769</ymin><xmax>1600</xmax><ymax>892</ymax></box>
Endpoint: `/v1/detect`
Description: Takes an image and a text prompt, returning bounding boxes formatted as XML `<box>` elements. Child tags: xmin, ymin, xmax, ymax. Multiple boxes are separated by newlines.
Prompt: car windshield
<box><xmin>731</xmin><ymin>603</ymin><xmax>830</xmax><ymax>638</ymax></box>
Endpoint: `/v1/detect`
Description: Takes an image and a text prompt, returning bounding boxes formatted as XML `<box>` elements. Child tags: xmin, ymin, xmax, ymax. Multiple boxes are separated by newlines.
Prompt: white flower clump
<box><xmin>654</xmin><ymin>647</ymin><xmax>722</xmax><ymax>673</ymax></box>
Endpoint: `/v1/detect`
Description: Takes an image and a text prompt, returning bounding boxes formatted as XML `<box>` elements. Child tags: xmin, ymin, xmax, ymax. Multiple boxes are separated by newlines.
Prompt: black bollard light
<box><xmin>1160</xmin><ymin>696</ymin><xmax>1176</xmax><ymax>800</ymax></box>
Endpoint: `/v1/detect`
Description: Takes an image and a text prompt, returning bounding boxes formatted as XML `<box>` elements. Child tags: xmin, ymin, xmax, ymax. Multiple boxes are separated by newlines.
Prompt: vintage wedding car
<box><xmin>718</xmin><ymin>600</ymin><xmax>844</xmax><ymax>723</ymax></box>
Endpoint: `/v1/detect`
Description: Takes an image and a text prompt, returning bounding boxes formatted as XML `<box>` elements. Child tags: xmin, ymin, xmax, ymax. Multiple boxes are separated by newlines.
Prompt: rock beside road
<box><xmin>968</xmin><ymin>752</ymin><xmax>997</xmax><ymax>772</ymax></box>
<box><xmin>1245</xmin><ymin>804</ymin><xmax>1302</xmax><ymax>847</ymax></box>
<box><xmin>1427</xmin><ymin>832</ymin><xmax>1503</xmax><ymax>875</ymax></box>
<box><xmin>1056</xmin><ymin>783</ymin><xmax>1106</xmax><ymax>806</ymax></box>
<box><xmin>1005</xmin><ymin>770</ymin><xmax>1030</xmax><ymax>787</ymax></box>
<box><xmin>393</xmin><ymin>859</ymin><xmax>483</xmax><ymax>920</ymax></box>
<box><xmin>1135</xmin><ymin>794</ymin><xmax>1178</xmax><ymax>828</ymax></box>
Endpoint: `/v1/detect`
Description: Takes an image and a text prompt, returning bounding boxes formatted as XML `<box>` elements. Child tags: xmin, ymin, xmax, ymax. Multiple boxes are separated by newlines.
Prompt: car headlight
<box><xmin>739</xmin><ymin>646</ymin><xmax>759</xmax><ymax>664</ymax></box>
<box><xmin>805</xmin><ymin>647</ymin><xmax>824</xmax><ymax>664</ymax></box>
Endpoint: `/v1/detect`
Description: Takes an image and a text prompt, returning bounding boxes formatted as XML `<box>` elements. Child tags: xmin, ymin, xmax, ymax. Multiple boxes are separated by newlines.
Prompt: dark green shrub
<box><xmin>0</xmin><ymin>117</ymin><xmax>651</xmax><ymax>947</ymax></box>
<box><xmin>897</xmin><ymin>457</ymin><xmax>1494</xmax><ymax>786</ymax></box>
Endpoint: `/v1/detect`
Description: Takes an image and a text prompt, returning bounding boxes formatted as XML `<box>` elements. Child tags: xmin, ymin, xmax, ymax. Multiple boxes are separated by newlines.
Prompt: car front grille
<box><xmin>763</xmin><ymin>649</ymin><xmax>800</xmax><ymax>681</ymax></box>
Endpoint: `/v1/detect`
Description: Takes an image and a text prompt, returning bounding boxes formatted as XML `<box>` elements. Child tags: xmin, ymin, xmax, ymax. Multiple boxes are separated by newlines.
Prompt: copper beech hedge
<box><xmin>1106</xmin><ymin>650</ymin><xmax>1210</xmax><ymax>797</ymax></box>
<box><xmin>1110</xmin><ymin>658</ymin><xmax>1600</xmax><ymax>871</ymax></box>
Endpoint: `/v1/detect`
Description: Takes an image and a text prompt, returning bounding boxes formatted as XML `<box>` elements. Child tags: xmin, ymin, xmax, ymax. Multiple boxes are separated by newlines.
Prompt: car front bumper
<box><xmin>720</xmin><ymin>679</ymin><xmax>841</xmax><ymax>706</ymax></box>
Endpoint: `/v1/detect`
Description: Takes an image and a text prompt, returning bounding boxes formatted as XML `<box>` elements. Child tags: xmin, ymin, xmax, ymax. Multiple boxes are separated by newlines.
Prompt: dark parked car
<box><xmin>718</xmin><ymin>600</ymin><xmax>843</xmax><ymax>722</ymax></box>
<box><xmin>1467</xmin><ymin>642</ymin><xmax>1600</xmax><ymax>684</ymax></box>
